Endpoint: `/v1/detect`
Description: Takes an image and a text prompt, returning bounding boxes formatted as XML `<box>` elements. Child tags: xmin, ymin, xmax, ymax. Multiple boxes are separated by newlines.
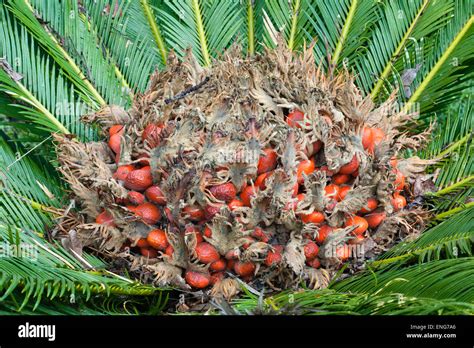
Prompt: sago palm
<box><xmin>0</xmin><ymin>0</ymin><xmax>472</xmax><ymax>315</ymax></box>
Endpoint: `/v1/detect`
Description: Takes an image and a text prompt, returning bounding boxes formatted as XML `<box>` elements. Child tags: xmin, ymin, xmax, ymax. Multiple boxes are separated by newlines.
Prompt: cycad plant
<box><xmin>0</xmin><ymin>0</ymin><xmax>472</xmax><ymax>315</ymax></box>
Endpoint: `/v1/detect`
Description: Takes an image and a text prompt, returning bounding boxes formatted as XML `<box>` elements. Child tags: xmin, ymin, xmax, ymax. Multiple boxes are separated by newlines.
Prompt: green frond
<box><xmin>27</xmin><ymin>0</ymin><xmax>131</xmax><ymax>106</ymax></box>
<box><xmin>370</xmin><ymin>0</ymin><xmax>430</xmax><ymax>99</ymax></box>
<box><xmin>372</xmin><ymin>206</ymin><xmax>474</xmax><ymax>268</ymax></box>
<box><xmin>5</xmin><ymin>0</ymin><xmax>107</xmax><ymax>107</ymax></box>
<box><xmin>433</xmin><ymin>201</ymin><xmax>474</xmax><ymax>220</ymax></box>
<box><xmin>190</xmin><ymin>0</ymin><xmax>210</xmax><ymax>66</ymax></box>
<box><xmin>244</xmin><ymin>0</ymin><xmax>265</xmax><ymax>55</ymax></box>
<box><xmin>230</xmin><ymin>289</ymin><xmax>474</xmax><ymax>315</ymax></box>
<box><xmin>355</xmin><ymin>0</ymin><xmax>427</xmax><ymax>94</ymax></box>
<box><xmin>201</xmin><ymin>0</ymin><xmax>244</xmax><ymax>59</ymax></box>
<box><xmin>0</xmin><ymin>224</ymin><xmax>166</xmax><ymax>312</ymax></box>
<box><xmin>303</xmin><ymin>0</ymin><xmax>352</xmax><ymax>68</ymax></box>
<box><xmin>331</xmin><ymin>0</ymin><xmax>359</xmax><ymax>65</ymax></box>
<box><xmin>141</xmin><ymin>0</ymin><xmax>168</xmax><ymax>65</ymax></box>
<box><xmin>0</xmin><ymin>133</ymin><xmax>63</xmax><ymax>230</ymax></box>
<box><xmin>154</xmin><ymin>0</ymin><xmax>243</xmax><ymax>66</ymax></box>
<box><xmin>332</xmin><ymin>0</ymin><xmax>379</xmax><ymax>69</ymax></box>
<box><xmin>370</xmin><ymin>0</ymin><xmax>455</xmax><ymax>100</ymax></box>
<box><xmin>403</xmin><ymin>1</ymin><xmax>473</xmax><ymax>113</ymax></box>
<box><xmin>262</xmin><ymin>0</ymin><xmax>311</xmax><ymax>52</ymax></box>
<box><xmin>83</xmin><ymin>0</ymin><xmax>161</xmax><ymax>93</ymax></box>
<box><xmin>419</xmin><ymin>97</ymin><xmax>473</xmax><ymax>214</ymax></box>
<box><xmin>0</xmin><ymin>289</ymin><xmax>162</xmax><ymax>315</ymax></box>
<box><xmin>332</xmin><ymin>258</ymin><xmax>474</xmax><ymax>302</ymax></box>
<box><xmin>1</xmin><ymin>0</ymin><xmax>473</xmax><ymax>315</ymax></box>
<box><xmin>0</xmin><ymin>6</ymin><xmax>94</xmax><ymax>137</ymax></box>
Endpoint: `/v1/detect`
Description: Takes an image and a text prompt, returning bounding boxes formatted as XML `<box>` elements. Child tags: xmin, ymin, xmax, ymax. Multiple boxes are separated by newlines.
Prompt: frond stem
<box><xmin>370</xmin><ymin>0</ymin><xmax>430</xmax><ymax>99</ymax></box>
<box><xmin>371</xmin><ymin>234</ymin><xmax>472</xmax><ymax>267</ymax></box>
<box><xmin>80</xmin><ymin>13</ymin><xmax>133</xmax><ymax>99</ymax></box>
<box><xmin>6</xmin><ymin>80</ymin><xmax>70</xmax><ymax>134</ymax></box>
<box><xmin>434</xmin><ymin>201</ymin><xmax>474</xmax><ymax>220</ymax></box>
<box><xmin>191</xmin><ymin>0</ymin><xmax>211</xmax><ymax>66</ymax></box>
<box><xmin>288</xmin><ymin>0</ymin><xmax>301</xmax><ymax>51</ymax></box>
<box><xmin>140</xmin><ymin>0</ymin><xmax>167</xmax><ymax>65</ymax></box>
<box><xmin>431</xmin><ymin>175</ymin><xmax>474</xmax><ymax>196</ymax></box>
<box><xmin>247</xmin><ymin>0</ymin><xmax>255</xmax><ymax>55</ymax></box>
<box><xmin>23</xmin><ymin>0</ymin><xmax>106</xmax><ymax>107</ymax></box>
<box><xmin>331</xmin><ymin>0</ymin><xmax>358</xmax><ymax>65</ymax></box>
<box><xmin>402</xmin><ymin>15</ymin><xmax>473</xmax><ymax>113</ymax></box>
<box><xmin>436</xmin><ymin>133</ymin><xmax>471</xmax><ymax>159</ymax></box>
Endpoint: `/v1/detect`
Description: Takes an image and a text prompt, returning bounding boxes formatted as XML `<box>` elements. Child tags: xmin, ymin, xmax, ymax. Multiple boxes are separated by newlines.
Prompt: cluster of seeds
<box><xmin>56</xmin><ymin>45</ymin><xmax>428</xmax><ymax>297</ymax></box>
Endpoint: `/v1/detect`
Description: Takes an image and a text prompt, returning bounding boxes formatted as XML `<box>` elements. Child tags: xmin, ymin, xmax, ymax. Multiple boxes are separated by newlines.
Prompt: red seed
<box><xmin>135</xmin><ymin>238</ymin><xmax>149</xmax><ymax>248</ymax></box>
<box><xmin>109</xmin><ymin>124</ymin><xmax>124</xmax><ymax>137</ymax></box>
<box><xmin>185</xmin><ymin>225</ymin><xmax>204</xmax><ymax>244</ymax></box>
<box><xmin>95</xmin><ymin>210</ymin><xmax>115</xmax><ymax>226</ymax></box>
<box><xmin>125</xmin><ymin>166</ymin><xmax>153</xmax><ymax>191</ymax></box>
<box><xmin>292</xmin><ymin>181</ymin><xmax>299</xmax><ymax>196</ymax></box>
<box><xmin>133</xmin><ymin>203</ymin><xmax>161</xmax><ymax>224</ymax></box>
<box><xmin>265</xmin><ymin>250</ymin><xmax>282</xmax><ymax>266</ymax></box>
<box><xmin>226</xmin><ymin>259</ymin><xmax>236</xmax><ymax>270</ymax></box>
<box><xmin>362</xmin><ymin>127</ymin><xmax>374</xmax><ymax>152</ymax></box>
<box><xmin>195</xmin><ymin>242</ymin><xmax>220</xmax><ymax>264</ymax></box>
<box><xmin>108</xmin><ymin>133</ymin><xmax>121</xmax><ymax>154</ymax></box>
<box><xmin>332</xmin><ymin>174</ymin><xmax>350</xmax><ymax>185</ymax></box>
<box><xmin>147</xmin><ymin>229</ymin><xmax>168</xmax><ymax>250</ymax></box>
<box><xmin>344</xmin><ymin>216</ymin><xmax>369</xmax><ymax>236</ymax></box>
<box><xmin>185</xmin><ymin>270</ymin><xmax>210</xmax><ymax>289</ymax></box>
<box><xmin>371</xmin><ymin>128</ymin><xmax>385</xmax><ymax>147</ymax></box>
<box><xmin>392</xmin><ymin>192</ymin><xmax>407</xmax><ymax>211</ymax></box>
<box><xmin>336</xmin><ymin>244</ymin><xmax>351</xmax><ymax>261</ymax></box>
<box><xmin>390</xmin><ymin>157</ymin><xmax>398</xmax><ymax>168</ymax></box>
<box><xmin>210</xmin><ymin>272</ymin><xmax>225</xmax><ymax>285</ymax></box>
<box><xmin>225</xmin><ymin>250</ymin><xmax>239</xmax><ymax>260</ymax></box>
<box><xmin>307</xmin><ymin>258</ymin><xmax>321</xmax><ymax>268</ymax></box>
<box><xmin>241</xmin><ymin>185</ymin><xmax>257</xmax><ymax>207</ymax></box>
<box><xmin>304</xmin><ymin>241</ymin><xmax>319</xmax><ymax>260</ymax></box>
<box><xmin>297</xmin><ymin>159</ymin><xmax>315</xmax><ymax>184</ymax></box>
<box><xmin>127</xmin><ymin>191</ymin><xmax>145</xmax><ymax>205</ymax></box>
<box><xmin>252</xmin><ymin>227</ymin><xmax>270</xmax><ymax>243</ymax></box>
<box><xmin>338</xmin><ymin>185</ymin><xmax>351</xmax><ymax>200</ymax></box>
<box><xmin>325</xmin><ymin>184</ymin><xmax>340</xmax><ymax>201</ymax></box>
<box><xmin>287</xmin><ymin>109</ymin><xmax>307</xmax><ymax>128</ymax></box>
<box><xmin>365</xmin><ymin>211</ymin><xmax>386</xmax><ymax>229</ymax></box>
<box><xmin>234</xmin><ymin>261</ymin><xmax>256</xmax><ymax>277</ymax></box>
<box><xmin>393</xmin><ymin>169</ymin><xmax>406</xmax><ymax>191</ymax></box>
<box><xmin>204</xmin><ymin>203</ymin><xmax>224</xmax><ymax>220</ymax></box>
<box><xmin>255</xmin><ymin>171</ymin><xmax>273</xmax><ymax>190</ymax></box>
<box><xmin>358</xmin><ymin>198</ymin><xmax>378</xmax><ymax>214</ymax></box>
<box><xmin>316</xmin><ymin>224</ymin><xmax>333</xmax><ymax>244</ymax></box>
<box><xmin>300</xmin><ymin>211</ymin><xmax>325</xmax><ymax>224</ymax></box>
<box><xmin>349</xmin><ymin>235</ymin><xmax>365</xmax><ymax>244</ymax></box>
<box><xmin>182</xmin><ymin>205</ymin><xmax>205</xmax><ymax>221</ymax></box>
<box><xmin>228</xmin><ymin>198</ymin><xmax>244</xmax><ymax>211</ymax></box>
<box><xmin>145</xmin><ymin>185</ymin><xmax>166</xmax><ymax>205</ymax></box>
<box><xmin>305</xmin><ymin>140</ymin><xmax>323</xmax><ymax>157</ymax></box>
<box><xmin>339</xmin><ymin>155</ymin><xmax>359</xmax><ymax>175</ymax></box>
<box><xmin>140</xmin><ymin>247</ymin><xmax>158</xmax><ymax>258</ymax></box>
<box><xmin>142</xmin><ymin>123</ymin><xmax>163</xmax><ymax>148</ymax></box>
<box><xmin>257</xmin><ymin>148</ymin><xmax>278</xmax><ymax>174</ymax></box>
<box><xmin>165</xmin><ymin>245</ymin><xmax>174</xmax><ymax>257</ymax></box>
<box><xmin>210</xmin><ymin>258</ymin><xmax>226</xmax><ymax>272</ymax></box>
<box><xmin>209</xmin><ymin>182</ymin><xmax>237</xmax><ymax>202</ymax></box>
<box><xmin>203</xmin><ymin>226</ymin><xmax>212</xmax><ymax>238</ymax></box>
<box><xmin>113</xmin><ymin>164</ymin><xmax>135</xmax><ymax>181</ymax></box>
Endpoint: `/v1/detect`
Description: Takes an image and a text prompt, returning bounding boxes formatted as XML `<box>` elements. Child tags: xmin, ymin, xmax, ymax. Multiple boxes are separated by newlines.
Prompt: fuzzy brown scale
<box><xmin>54</xmin><ymin>43</ymin><xmax>432</xmax><ymax>301</ymax></box>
